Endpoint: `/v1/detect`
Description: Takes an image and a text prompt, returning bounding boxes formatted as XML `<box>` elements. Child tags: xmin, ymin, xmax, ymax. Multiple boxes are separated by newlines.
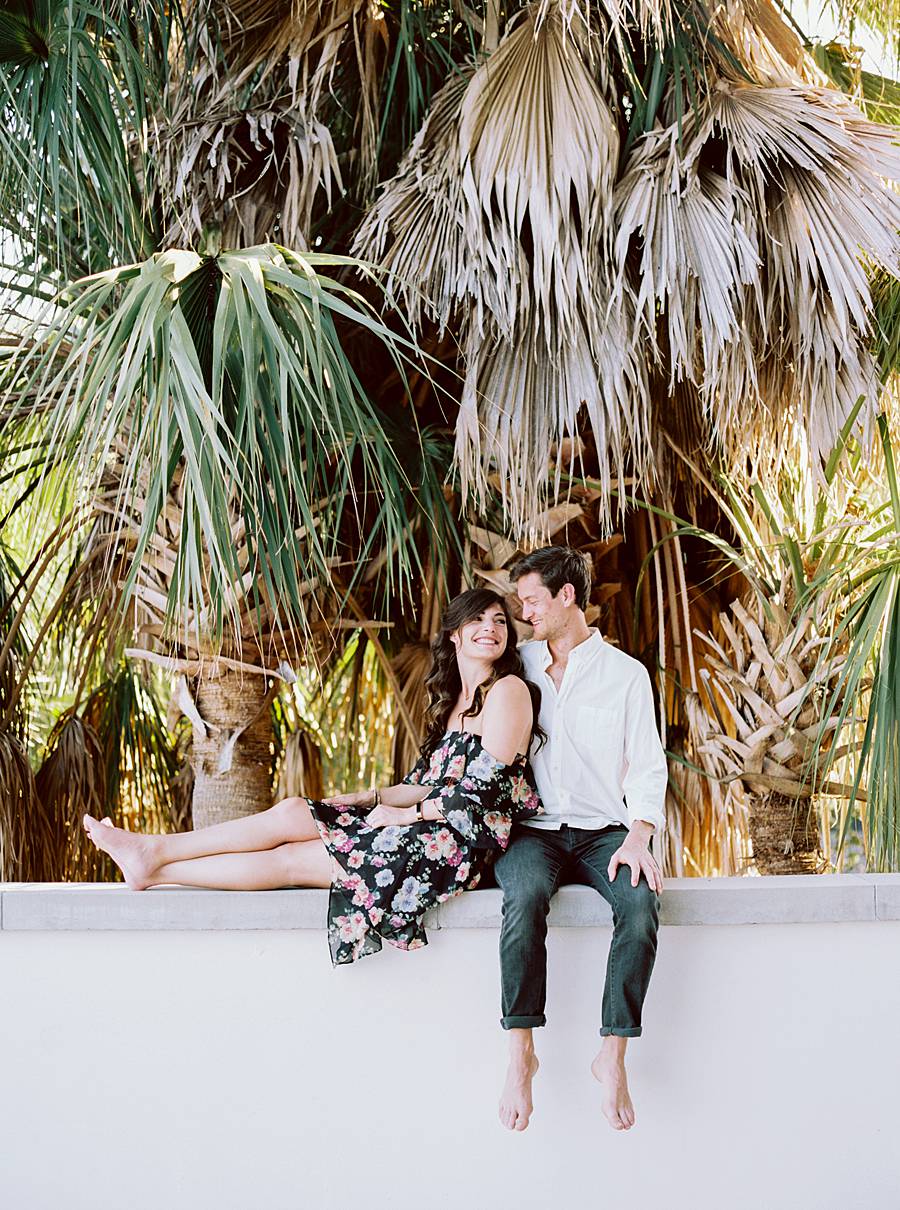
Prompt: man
<box><xmin>495</xmin><ymin>545</ymin><xmax>667</xmax><ymax>1133</ymax></box>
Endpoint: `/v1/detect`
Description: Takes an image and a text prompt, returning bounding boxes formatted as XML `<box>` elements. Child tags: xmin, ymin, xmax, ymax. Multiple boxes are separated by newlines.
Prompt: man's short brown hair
<box><xmin>509</xmin><ymin>546</ymin><xmax>592</xmax><ymax>611</ymax></box>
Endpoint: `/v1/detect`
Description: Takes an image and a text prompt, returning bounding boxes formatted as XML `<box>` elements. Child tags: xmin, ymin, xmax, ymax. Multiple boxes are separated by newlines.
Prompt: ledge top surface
<box><xmin>1</xmin><ymin>875</ymin><xmax>899</xmax><ymax>930</ymax></box>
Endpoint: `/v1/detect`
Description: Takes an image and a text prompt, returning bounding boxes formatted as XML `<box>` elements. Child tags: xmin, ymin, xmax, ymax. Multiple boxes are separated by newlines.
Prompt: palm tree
<box><xmin>2</xmin><ymin>0</ymin><xmax>900</xmax><ymax>876</ymax></box>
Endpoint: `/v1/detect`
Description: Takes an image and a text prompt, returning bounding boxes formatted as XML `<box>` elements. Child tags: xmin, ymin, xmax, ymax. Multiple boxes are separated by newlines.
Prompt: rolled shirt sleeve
<box><xmin>622</xmin><ymin>666</ymin><xmax>668</xmax><ymax>833</ymax></box>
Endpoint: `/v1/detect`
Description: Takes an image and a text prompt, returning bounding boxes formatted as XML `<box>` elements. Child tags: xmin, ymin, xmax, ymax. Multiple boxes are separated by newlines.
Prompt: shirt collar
<box><xmin>569</xmin><ymin>629</ymin><xmax>603</xmax><ymax>663</ymax></box>
<box><xmin>533</xmin><ymin>628</ymin><xmax>603</xmax><ymax>672</ymax></box>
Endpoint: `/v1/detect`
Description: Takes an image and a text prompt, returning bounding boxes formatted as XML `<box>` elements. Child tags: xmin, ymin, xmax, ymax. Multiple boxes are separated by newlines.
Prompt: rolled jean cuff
<box><xmin>599</xmin><ymin>1026</ymin><xmax>643</xmax><ymax>1037</ymax></box>
<box><xmin>502</xmin><ymin>1014</ymin><xmax>546</xmax><ymax>1030</ymax></box>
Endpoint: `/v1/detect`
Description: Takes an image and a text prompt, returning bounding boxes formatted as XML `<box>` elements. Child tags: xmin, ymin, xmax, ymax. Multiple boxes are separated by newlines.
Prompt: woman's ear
<box><xmin>449</xmin><ymin>629</ymin><xmax>461</xmax><ymax>649</ymax></box>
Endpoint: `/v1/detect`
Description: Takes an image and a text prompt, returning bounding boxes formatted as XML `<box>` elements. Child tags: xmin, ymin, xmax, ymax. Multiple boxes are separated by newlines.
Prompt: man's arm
<box><xmin>621</xmin><ymin>667</ymin><xmax>668</xmax><ymax>834</ymax></box>
<box><xmin>608</xmin><ymin>668</ymin><xmax>667</xmax><ymax>893</ymax></box>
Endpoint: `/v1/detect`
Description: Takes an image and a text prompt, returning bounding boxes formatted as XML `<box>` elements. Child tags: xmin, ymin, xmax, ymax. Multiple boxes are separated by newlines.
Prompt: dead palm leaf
<box><xmin>34</xmin><ymin>712</ymin><xmax>108</xmax><ymax>881</ymax></box>
<box><xmin>0</xmin><ymin>730</ymin><xmax>55</xmax><ymax>881</ymax></box>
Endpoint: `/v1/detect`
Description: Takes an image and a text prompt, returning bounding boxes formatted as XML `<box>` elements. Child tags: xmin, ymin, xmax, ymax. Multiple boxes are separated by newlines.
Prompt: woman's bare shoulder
<box><xmin>483</xmin><ymin>674</ymin><xmax>532</xmax><ymax>712</ymax></box>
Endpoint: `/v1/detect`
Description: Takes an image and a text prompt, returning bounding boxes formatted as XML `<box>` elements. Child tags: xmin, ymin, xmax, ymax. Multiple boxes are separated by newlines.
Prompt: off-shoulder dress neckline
<box><xmin>439</xmin><ymin>728</ymin><xmax>528</xmax><ymax>766</ymax></box>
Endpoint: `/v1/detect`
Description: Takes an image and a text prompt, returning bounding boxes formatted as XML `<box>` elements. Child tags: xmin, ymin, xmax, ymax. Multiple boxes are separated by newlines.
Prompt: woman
<box><xmin>83</xmin><ymin>588</ymin><xmax>543</xmax><ymax>963</ymax></box>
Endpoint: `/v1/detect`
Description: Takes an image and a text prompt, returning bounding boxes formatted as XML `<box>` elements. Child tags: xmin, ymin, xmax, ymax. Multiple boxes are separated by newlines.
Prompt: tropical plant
<box><xmin>3</xmin><ymin>0</ymin><xmax>900</xmax><ymax>879</ymax></box>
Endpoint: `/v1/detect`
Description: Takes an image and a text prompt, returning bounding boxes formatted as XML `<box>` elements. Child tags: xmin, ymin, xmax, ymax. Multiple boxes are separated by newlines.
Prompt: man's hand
<box><xmin>322</xmin><ymin>789</ymin><xmax>374</xmax><ymax>807</ymax></box>
<box><xmin>365</xmin><ymin>804</ymin><xmax>416</xmax><ymax>828</ymax></box>
<box><xmin>607</xmin><ymin>822</ymin><xmax>663</xmax><ymax>893</ymax></box>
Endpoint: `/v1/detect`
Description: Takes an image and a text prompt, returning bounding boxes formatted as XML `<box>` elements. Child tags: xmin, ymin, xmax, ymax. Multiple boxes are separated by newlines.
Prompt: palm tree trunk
<box><xmin>190</xmin><ymin>669</ymin><xmax>273</xmax><ymax>827</ymax></box>
<box><xmin>748</xmin><ymin>792</ymin><xmax>822</xmax><ymax>874</ymax></box>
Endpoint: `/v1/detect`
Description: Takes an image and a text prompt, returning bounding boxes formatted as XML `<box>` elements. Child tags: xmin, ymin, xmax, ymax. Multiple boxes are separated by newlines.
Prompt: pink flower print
<box><xmin>338</xmin><ymin>912</ymin><xmax>368</xmax><ymax>943</ymax></box>
<box><xmin>353</xmin><ymin>884</ymin><xmax>374</xmax><ymax>907</ymax></box>
<box><xmin>447</xmin><ymin>847</ymin><xmax>462</xmax><ymax>867</ymax></box>
<box><xmin>369</xmin><ymin>906</ymin><xmax>384</xmax><ymax>925</ymax></box>
<box><xmin>390</xmin><ymin>914</ymin><xmax>404</xmax><ymax>928</ymax></box>
<box><xmin>336</xmin><ymin>812</ymin><xmax>354</xmax><ymax>826</ymax></box>
<box><xmin>408</xmin><ymin>938</ymin><xmax>426</xmax><ymax>951</ymax></box>
<box><xmin>484</xmin><ymin>811</ymin><xmax>511</xmax><ymax>844</ymax></box>
<box><xmin>455</xmin><ymin>861</ymin><xmax>471</xmax><ymax>882</ymax></box>
<box><xmin>347</xmin><ymin>851</ymin><xmax>364</xmax><ymax>869</ymax></box>
<box><xmin>434</xmin><ymin>828</ymin><xmax>457</xmax><ymax>857</ymax></box>
<box><xmin>446</xmin><ymin>754</ymin><xmax>466</xmax><ymax>780</ymax></box>
<box><xmin>509</xmin><ymin>776</ymin><xmax>530</xmax><ymax>804</ymax></box>
<box><xmin>422</xmin><ymin>835</ymin><xmax>443</xmax><ymax>861</ymax></box>
<box><xmin>371</xmin><ymin>855</ymin><xmax>385</xmax><ymax>867</ymax></box>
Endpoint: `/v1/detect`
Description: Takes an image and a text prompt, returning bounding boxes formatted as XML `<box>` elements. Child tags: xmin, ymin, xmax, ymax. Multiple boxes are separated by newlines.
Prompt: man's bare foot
<box><xmin>82</xmin><ymin>815</ymin><xmax>157</xmax><ymax>890</ymax></box>
<box><xmin>591</xmin><ymin>1043</ymin><xmax>636</xmax><ymax>1131</ymax></box>
<box><xmin>499</xmin><ymin>1051</ymin><xmax>540</xmax><ymax>1132</ymax></box>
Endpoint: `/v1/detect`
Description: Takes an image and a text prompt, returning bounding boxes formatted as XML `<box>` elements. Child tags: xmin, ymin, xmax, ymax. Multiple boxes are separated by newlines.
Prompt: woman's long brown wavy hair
<box><xmin>420</xmin><ymin>588</ymin><xmax>543</xmax><ymax>759</ymax></box>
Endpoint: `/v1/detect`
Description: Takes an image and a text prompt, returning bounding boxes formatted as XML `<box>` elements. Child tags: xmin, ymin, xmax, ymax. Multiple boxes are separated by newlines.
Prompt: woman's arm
<box><xmin>321</xmin><ymin>782</ymin><xmax>429</xmax><ymax>809</ymax></box>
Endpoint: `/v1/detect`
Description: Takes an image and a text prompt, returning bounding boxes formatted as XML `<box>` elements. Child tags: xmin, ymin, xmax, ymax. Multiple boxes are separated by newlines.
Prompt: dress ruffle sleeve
<box><xmin>401</xmin><ymin>751</ymin><xmax>437</xmax><ymax>787</ymax></box>
<box><xmin>419</xmin><ymin>739</ymin><xmax>542</xmax><ymax>852</ymax></box>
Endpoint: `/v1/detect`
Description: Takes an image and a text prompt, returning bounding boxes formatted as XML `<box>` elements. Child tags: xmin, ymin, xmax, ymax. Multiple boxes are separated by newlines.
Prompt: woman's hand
<box><xmin>365</xmin><ymin>804</ymin><xmax>416</xmax><ymax>828</ymax></box>
<box><xmin>322</xmin><ymin>789</ymin><xmax>374</xmax><ymax>807</ymax></box>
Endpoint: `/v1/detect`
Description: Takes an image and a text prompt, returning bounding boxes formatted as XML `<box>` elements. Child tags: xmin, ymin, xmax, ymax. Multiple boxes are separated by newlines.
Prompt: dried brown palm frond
<box><xmin>455</xmin><ymin>305</ymin><xmax>649</xmax><ymax>538</ymax></box>
<box><xmin>34</xmin><ymin>712</ymin><xmax>109</xmax><ymax>881</ymax></box>
<box><xmin>614</xmin><ymin>77</ymin><xmax>900</xmax><ymax>481</ymax></box>
<box><xmin>704</xmin><ymin>80</ymin><xmax>900</xmax><ymax>462</ymax></box>
<box><xmin>0</xmin><ymin>730</ymin><xmax>55</xmax><ymax>881</ymax></box>
<box><xmin>356</xmin><ymin>5</ymin><xmax>645</xmax><ymax>535</ymax></box>
<box><xmin>624</xmin><ymin>495</ymin><xmax>751</xmax><ymax>876</ymax></box>
<box><xmin>613</xmin><ymin>124</ymin><xmax>762</xmax><ymax>403</ymax></box>
<box><xmin>152</xmin><ymin>0</ymin><xmax>394</xmax><ymax>248</ymax></box>
<box><xmin>390</xmin><ymin>639</ymin><xmax>432</xmax><ymax>777</ymax></box>
<box><xmin>665</xmin><ymin>684</ymin><xmax>752</xmax><ymax>875</ymax></box>
<box><xmin>352</xmin><ymin>68</ymin><xmax>471</xmax><ymax>330</ymax></box>
<box><xmin>456</xmin><ymin>5</ymin><xmax>618</xmax><ymax>354</ymax></box>
<box><xmin>273</xmin><ymin>726</ymin><xmax>324</xmax><ymax>799</ymax></box>
<box><xmin>711</xmin><ymin>0</ymin><xmax>813</xmax><ymax>86</ymax></box>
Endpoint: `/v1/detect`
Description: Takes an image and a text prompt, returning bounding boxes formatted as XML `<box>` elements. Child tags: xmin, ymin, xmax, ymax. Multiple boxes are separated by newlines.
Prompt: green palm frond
<box><xmin>810</xmin><ymin>39</ymin><xmax>900</xmax><ymax>126</ymax></box>
<box><xmin>809</xmin><ymin>415</ymin><xmax>900</xmax><ymax>870</ymax></box>
<box><xmin>0</xmin><ymin>0</ymin><xmax>165</xmax><ymax>277</ymax></box>
<box><xmin>871</xmin><ymin>268</ymin><xmax>900</xmax><ymax>379</ymax></box>
<box><xmin>81</xmin><ymin>660</ymin><xmax>181</xmax><ymax>832</ymax></box>
<box><xmin>5</xmin><ymin>243</ymin><xmax>447</xmax><ymax>663</ymax></box>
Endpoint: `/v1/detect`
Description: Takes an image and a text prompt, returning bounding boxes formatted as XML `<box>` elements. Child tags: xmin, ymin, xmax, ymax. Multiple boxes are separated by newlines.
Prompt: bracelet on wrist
<box><xmin>372</xmin><ymin>787</ymin><xmax>380</xmax><ymax>808</ymax></box>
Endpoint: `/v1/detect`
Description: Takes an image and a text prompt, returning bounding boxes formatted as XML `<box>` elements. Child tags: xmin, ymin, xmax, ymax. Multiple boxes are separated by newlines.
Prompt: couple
<box><xmin>84</xmin><ymin>546</ymin><xmax>667</xmax><ymax>1132</ymax></box>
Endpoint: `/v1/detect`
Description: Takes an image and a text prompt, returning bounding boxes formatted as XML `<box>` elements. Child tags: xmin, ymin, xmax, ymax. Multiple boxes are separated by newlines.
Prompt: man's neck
<box><xmin>547</xmin><ymin>620</ymin><xmax>594</xmax><ymax>666</ymax></box>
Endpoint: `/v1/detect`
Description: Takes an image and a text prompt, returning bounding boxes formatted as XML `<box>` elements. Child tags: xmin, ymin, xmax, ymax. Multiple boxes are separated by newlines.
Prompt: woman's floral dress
<box><xmin>309</xmin><ymin>729</ymin><xmax>542</xmax><ymax>964</ymax></box>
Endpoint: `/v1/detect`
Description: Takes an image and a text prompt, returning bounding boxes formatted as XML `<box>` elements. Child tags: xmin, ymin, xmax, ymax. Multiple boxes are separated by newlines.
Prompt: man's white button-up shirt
<box><xmin>520</xmin><ymin>630</ymin><xmax>667</xmax><ymax>834</ymax></box>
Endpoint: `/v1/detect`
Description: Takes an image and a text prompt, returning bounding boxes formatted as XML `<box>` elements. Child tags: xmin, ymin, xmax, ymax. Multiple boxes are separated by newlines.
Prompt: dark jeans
<box><xmin>495</xmin><ymin>824</ymin><xmax>660</xmax><ymax>1037</ymax></box>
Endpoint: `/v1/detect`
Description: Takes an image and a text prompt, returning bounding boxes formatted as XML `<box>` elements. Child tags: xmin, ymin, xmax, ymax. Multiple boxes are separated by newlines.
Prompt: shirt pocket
<box><xmin>573</xmin><ymin>705</ymin><xmax>622</xmax><ymax>755</ymax></box>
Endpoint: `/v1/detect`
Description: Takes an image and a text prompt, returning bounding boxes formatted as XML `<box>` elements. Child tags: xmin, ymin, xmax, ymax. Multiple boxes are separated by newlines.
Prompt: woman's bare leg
<box><xmin>83</xmin><ymin>797</ymin><xmax>322</xmax><ymax>884</ymax></box>
<box><xmin>137</xmin><ymin>838</ymin><xmax>333</xmax><ymax>891</ymax></box>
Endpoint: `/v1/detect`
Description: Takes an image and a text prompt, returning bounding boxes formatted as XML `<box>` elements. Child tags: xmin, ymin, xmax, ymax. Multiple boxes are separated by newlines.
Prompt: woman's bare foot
<box><xmin>591</xmin><ymin>1042</ymin><xmax>635</xmax><ymax>1130</ymax></box>
<box><xmin>82</xmin><ymin>815</ymin><xmax>158</xmax><ymax>890</ymax></box>
<box><xmin>499</xmin><ymin>1051</ymin><xmax>540</xmax><ymax>1132</ymax></box>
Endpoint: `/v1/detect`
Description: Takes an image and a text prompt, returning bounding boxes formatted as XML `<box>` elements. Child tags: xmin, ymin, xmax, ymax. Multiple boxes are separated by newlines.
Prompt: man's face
<box><xmin>516</xmin><ymin>571</ymin><xmax>569</xmax><ymax>640</ymax></box>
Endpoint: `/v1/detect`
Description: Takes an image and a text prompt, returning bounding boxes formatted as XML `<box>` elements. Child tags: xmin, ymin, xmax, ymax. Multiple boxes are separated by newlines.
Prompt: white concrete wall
<box><xmin>2</xmin><ymin>881</ymin><xmax>899</xmax><ymax>1210</ymax></box>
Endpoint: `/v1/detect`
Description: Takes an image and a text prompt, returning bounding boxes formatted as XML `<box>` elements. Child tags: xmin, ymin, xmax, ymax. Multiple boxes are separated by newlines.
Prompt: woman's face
<box><xmin>451</xmin><ymin>605</ymin><xmax>509</xmax><ymax>663</ymax></box>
